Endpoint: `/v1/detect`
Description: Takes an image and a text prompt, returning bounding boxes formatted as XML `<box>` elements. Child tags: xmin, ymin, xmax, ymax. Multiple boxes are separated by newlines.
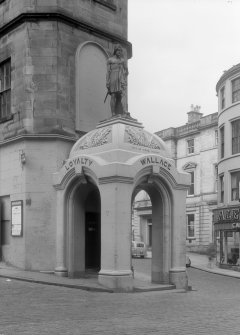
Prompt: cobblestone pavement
<box><xmin>0</xmin><ymin>267</ymin><xmax>240</xmax><ymax>335</ymax></box>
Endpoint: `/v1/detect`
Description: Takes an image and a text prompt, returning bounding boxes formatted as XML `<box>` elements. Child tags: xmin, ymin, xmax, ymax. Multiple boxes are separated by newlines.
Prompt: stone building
<box><xmin>0</xmin><ymin>0</ymin><xmax>190</xmax><ymax>291</ymax></box>
<box><xmin>133</xmin><ymin>107</ymin><xmax>218</xmax><ymax>253</ymax></box>
<box><xmin>213</xmin><ymin>63</ymin><xmax>240</xmax><ymax>268</ymax></box>
<box><xmin>0</xmin><ymin>0</ymin><xmax>131</xmax><ymax>270</ymax></box>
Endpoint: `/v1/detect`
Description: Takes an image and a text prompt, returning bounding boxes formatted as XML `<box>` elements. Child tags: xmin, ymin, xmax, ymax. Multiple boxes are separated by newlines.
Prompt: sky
<box><xmin>128</xmin><ymin>0</ymin><xmax>240</xmax><ymax>133</ymax></box>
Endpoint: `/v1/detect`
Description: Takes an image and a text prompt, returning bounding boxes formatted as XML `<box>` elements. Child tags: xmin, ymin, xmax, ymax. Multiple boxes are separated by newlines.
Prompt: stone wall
<box><xmin>0</xmin><ymin>0</ymin><xmax>128</xmax><ymax>39</ymax></box>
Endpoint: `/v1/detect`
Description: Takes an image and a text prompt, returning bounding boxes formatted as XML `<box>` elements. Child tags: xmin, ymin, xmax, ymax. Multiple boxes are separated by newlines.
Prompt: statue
<box><xmin>106</xmin><ymin>44</ymin><xmax>129</xmax><ymax>116</ymax></box>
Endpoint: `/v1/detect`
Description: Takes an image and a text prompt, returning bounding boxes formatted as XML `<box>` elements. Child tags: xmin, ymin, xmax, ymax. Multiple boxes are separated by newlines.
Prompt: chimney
<box><xmin>187</xmin><ymin>104</ymin><xmax>203</xmax><ymax>123</ymax></box>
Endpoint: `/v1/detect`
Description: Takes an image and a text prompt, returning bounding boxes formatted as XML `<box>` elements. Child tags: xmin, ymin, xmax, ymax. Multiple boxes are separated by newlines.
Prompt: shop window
<box><xmin>232</xmin><ymin>119</ymin><xmax>240</xmax><ymax>154</ymax></box>
<box><xmin>187</xmin><ymin>138</ymin><xmax>194</xmax><ymax>154</ymax></box>
<box><xmin>219</xmin><ymin>174</ymin><xmax>224</xmax><ymax>203</ymax></box>
<box><xmin>232</xmin><ymin>77</ymin><xmax>240</xmax><ymax>103</ymax></box>
<box><xmin>231</xmin><ymin>171</ymin><xmax>240</xmax><ymax>201</ymax></box>
<box><xmin>220</xmin><ymin>86</ymin><xmax>225</xmax><ymax>109</ymax></box>
<box><xmin>188</xmin><ymin>171</ymin><xmax>194</xmax><ymax>196</ymax></box>
<box><xmin>220</xmin><ymin>126</ymin><xmax>224</xmax><ymax>158</ymax></box>
<box><xmin>187</xmin><ymin>214</ymin><xmax>195</xmax><ymax>239</ymax></box>
<box><xmin>0</xmin><ymin>59</ymin><xmax>11</xmax><ymax>122</ymax></box>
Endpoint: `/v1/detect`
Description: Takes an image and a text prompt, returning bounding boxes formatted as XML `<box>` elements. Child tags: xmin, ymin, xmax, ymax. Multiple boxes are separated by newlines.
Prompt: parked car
<box><xmin>186</xmin><ymin>255</ymin><xmax>191</xmax><ymax>267</ymax></box>
<box><xmin>132</xmin><ymin>241</ymin><xmax>147</xmax><ymax>258</ymax></box>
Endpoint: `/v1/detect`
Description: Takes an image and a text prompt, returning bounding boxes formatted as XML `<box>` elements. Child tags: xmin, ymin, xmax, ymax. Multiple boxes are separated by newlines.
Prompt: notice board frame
<box><xmin>11</xmin><ymin>200</ymin><xmax>23</xmax><ymax>237</ymax></box>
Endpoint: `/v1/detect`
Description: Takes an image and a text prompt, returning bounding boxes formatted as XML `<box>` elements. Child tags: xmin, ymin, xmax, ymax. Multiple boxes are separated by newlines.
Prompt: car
<box><xmin>132</xmin><ymin>241</ymin><xmax>147</xmax><ymax>258</ymax></box>
<box><xmin>186</xmin><ymin>255</ymin><xmax>191</xmax><ymax>267</ymax></box>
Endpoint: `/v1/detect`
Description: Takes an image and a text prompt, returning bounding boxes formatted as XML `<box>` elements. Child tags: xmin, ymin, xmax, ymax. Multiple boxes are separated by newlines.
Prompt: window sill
<box><xmin>187</xmin><ymin>237</ymin><xmax>196</xmax><ymax>240</ymax></box>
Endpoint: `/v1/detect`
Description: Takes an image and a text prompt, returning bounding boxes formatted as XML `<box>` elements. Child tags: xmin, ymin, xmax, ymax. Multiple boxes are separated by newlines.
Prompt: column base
<box><xmin>152</xmin><ymin>270</ymin><xmax>170</xmax><ymax>284</ymax></box>
<box><xmin>169</xmin><ymin>267</ymin><xmax>188</xmax><ymax>290</ymax></box>
<box><xmin>55</xmin><ymin>266</ymin><xmax>68</xmax><ymax>277</ymax></box>
<box><xmin>98</xmin><ymin>270</ymin><xmax>133</xmax><ymax>292</ymax></box>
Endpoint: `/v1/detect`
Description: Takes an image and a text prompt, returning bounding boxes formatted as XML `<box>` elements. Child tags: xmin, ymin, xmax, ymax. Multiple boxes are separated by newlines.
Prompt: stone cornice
<box><xmin>0</xmin><ymin>12</ymin><xmax>132</xmax><ymax>58</ymax></box>
<box><xmin>216</xmin><ymin>63</ymin><xmax>240</xmax><ymax>92</ymax></box>
<box><xmin>0</xmin><ymin>133</ymin><xmax>77</xmax><ymax>147</ymax></box>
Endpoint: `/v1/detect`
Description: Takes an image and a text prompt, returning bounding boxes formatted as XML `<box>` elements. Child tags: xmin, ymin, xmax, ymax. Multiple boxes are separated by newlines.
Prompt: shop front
<box><xmin>213</xmin><ymin>206</ymin><xmax>240</xmax><ymax>269</ymax></box>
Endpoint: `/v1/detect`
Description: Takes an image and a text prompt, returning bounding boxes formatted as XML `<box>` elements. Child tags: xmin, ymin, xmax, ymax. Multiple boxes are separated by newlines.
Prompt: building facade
<box><xmin>0</xmin><ymin>0</ymin><xmax>131</xmax><ymax>270</ymax></box>
<box><xmin>213</xmin><ymin>64</ymin><xmax>240</xmax><ymax>268</ymax></box>
<box><xmin>133</xmin><ymin>107</ymin><xmax>218</xmax><ymax>253</ymax></box>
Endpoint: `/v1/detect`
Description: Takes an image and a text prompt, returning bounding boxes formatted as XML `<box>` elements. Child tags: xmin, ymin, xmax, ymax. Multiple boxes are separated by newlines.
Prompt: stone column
<box><xmin>98</xmin><ymin>181</ymin><xmax>133</xmax><ymax>291</ymax></box>
<box><xmin>54</xmin><ymin>189</ymin><xmax>68</xmax><ymax>277</ymax></box>
<box><xmin>169</xmin><ymin>189</ymin><xmax>188</xmax><ymax>290</ymax></box>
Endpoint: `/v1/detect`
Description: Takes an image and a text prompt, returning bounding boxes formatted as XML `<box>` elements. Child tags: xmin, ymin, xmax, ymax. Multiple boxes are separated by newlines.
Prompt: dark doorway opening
<box><xmin>85</xmin><ymin>212</ymin><xmax>100</xmax><ymax>271</ymax></box>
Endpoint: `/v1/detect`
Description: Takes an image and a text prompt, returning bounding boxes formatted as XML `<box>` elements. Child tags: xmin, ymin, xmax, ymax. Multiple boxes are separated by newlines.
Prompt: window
<box><xmin>188</xmin><ymin>171</ymin><xmax>194</xmax><ymax>195</ymax></box>
<box><xmin>0</xmin><ymin>59</ymin><xmax>11</xmax><ymax>121</ymax></box>
<box><xmin>220</xmin><ymin>126</ymin><xmax>224</xmax><ymax>158</ymax></box>
<box><xmin>187</xmin><ymin>138</ymin><xmax>194</xmax><ymax>154</ymax></box>
<box><xmin>214</xmin><ymin>164</ymin><xmax>218</xmax><ymax>192</ymax></box>
<box><xmin>232</xmin><ymin>119</ymin><xmax>240</xmax><ymax>154</ymax></box>
<box><xmin>231</xmin><ymin>171</ymin><xmax>240</xmax><ymax>201</ymax></box>
<box><xmin>219</xmin><ymin>174</ymin><xmax>224</xmax><ymax>203</ymax></box>
<box><xmin>220</xmin><ymin>86</ymin><xmax>225</xmax><ymax>109</ymax></box>
<box><xmin>187</xmin><ymin>214</ymin><xmax>195</xmax><ymax>238</ymax></box>
<box><xmin>232</xmin><ymin>77</ymin><xmax>240</xmax><ymax>103</ymax></box>
<box><xmin>215</xmin><ymin>130</ymin><xmax>218</xmax><ymax>146</ymax></box>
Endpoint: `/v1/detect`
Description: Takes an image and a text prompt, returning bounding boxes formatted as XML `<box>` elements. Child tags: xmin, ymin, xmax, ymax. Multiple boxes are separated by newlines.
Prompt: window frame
<box><xmin>232</xmin><ymin>77</ymin><xmax>240</xmax><ymax>103</ymax></box>
<box><xmin>220</xmin><ymin>126</ymin><xmax>224</xmax><ymax>159</ymax></box>
<box><xmin>215</xmin><ymin>129</ymin><xmax>218</xmax><ymax>146</ymax></box>
<box><xmin>230</xmin><ymin>170</ymin><xmax>240</xmax><ymax>201</ymax></box>
<box><xmin>219</xmin><ymin>174</ymin><xmax>224</xmax><ymax>203</ymax></box>
<box><xmin>0</xmin><ymin>58</ymin><xmax>11</xmax><ymax>122</ymax></box>
<box><xmin>214</xmin><ymin>164</ymin><xmax>218</xmax><ymax>193</ymax></box>
<box><xmin>187</xmin><ymin>213</ymin><xmax>195</xmax><ymax>239</ymax></box>
<box><xmin>187</xmin><ymin>138</ymin><xmax>194</xmax><ymax>155</ymax></box>
<box><xmin>232</xmin><ymin>119</ymin><xmax>240</xmax><ymax>155</ymax></box>
<box><xmin>220</xmin><ymin>86</ymin><xmax>225</xmax><ymax>109</ymax></box>
<box><xmin>188</xmin><ymin>171</ymin><xmax>195</xmax><ymax>196</ymax></box>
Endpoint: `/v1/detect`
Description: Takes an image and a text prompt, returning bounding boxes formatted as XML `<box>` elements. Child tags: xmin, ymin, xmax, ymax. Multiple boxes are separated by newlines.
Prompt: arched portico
<box><xmin>54</xmin><ymin>170</ymin><xmax>101</xmax><ymax>278</ymax></box>
<box><xmin>53</xmin><ymin>116</ymin><xmax>190</xmax><ymax>291</ymax></box>
<box><xmin>132</xmin><ymin>168</ymin><xmax>188</xmax><ymax>288</ymax></box>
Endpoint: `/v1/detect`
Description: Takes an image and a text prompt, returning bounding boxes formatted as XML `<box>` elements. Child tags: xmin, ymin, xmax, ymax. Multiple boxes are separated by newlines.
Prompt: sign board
<box><xmin>11</xmin><ymin>200</ymin><xmax>23</xmax><ymax>236</ymax></box>
<box><xmin>213</xmin><ymin>206</ymin><xmax>240</xmax><ymax>224</ymax></box>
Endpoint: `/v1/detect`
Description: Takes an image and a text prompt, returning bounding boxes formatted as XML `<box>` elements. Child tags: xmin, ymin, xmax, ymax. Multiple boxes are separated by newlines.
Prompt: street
<box><xmin>0</xmin><ymin>260</ymin><xmax>240</xmax><ymax>335</ymax></box>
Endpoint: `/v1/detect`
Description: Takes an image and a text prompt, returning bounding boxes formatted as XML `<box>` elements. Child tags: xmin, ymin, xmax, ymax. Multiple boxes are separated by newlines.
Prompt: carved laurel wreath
<box><xmin>125</xmin><ymin>126</ymin><xmax>161</xmax><ymax>150</ymax></box>
<box><xmin>78</xmin><ymin>127</ymin><xmax>112</xmax><ymax>150</ymax></box>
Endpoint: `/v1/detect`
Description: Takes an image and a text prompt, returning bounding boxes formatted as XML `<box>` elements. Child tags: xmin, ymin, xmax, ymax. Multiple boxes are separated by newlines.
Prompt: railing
<box><xmin>156</xmin><ymin>113</ymin><xmax>218</xmax><ymax>139</ymax></box>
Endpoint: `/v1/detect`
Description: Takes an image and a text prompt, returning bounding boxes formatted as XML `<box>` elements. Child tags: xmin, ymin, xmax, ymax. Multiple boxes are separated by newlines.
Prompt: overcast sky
<box><xmin>128</xmin><ymin>0</ymin><xmax>240</xmax><ymax>133</ymax></box>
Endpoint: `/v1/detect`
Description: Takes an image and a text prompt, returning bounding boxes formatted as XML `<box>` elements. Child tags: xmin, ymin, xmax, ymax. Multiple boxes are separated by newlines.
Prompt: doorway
<box><xmin>85</xmin><ymin>212</ymin><xmax>101</xmax><ymax>270</ymax></box>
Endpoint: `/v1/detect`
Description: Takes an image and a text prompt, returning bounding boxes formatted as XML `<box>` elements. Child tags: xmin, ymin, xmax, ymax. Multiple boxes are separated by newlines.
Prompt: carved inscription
<box><xmin>140</xmin><ymin>156</ymin><xmax>172</xmax><ymax>171</ymax></box>
<box><xmin>64</xmin><ymin>157</ymin><xmax>93</xmax><ymax>172</ymax></box>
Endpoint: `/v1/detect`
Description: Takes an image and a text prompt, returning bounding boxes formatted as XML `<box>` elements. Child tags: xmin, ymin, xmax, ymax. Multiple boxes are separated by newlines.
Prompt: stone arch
<box><xmin>132</xmin><ymin>170</ymin><xmax>173</xmax><ymax>284</ymax></box>
<box><xmin>75</xmin><ymin>41</ymin><xmax>111</xmax><ymax>133</ymax></box>
<box><xmin>54</xmin><ymin>173</ymin><xmax>101</xmax><ymax>278</ymax></box>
